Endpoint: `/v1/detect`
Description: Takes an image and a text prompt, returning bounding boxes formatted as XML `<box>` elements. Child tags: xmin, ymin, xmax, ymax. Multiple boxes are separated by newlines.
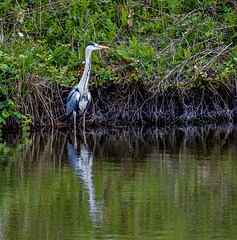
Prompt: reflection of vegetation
<box><xmin>0</xmin><ymin>125</ymin><xmax>236</xmax><ymax>239</ymax></box>
<box><xmin>1</xmin><ymin>1</ymin><xmax>237</xmax><ymax>128</ymax></box>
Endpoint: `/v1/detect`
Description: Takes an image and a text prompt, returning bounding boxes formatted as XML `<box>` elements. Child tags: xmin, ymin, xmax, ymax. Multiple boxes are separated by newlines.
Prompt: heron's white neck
<box><xmin>77</xmin><ymin>50</ymin><xmax>92</xmax><ymax>93</ymax></box>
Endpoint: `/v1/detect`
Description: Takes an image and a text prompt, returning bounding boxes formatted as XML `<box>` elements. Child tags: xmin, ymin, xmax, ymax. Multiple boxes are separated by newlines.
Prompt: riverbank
<box><xmin>2</xmin><ymin>81</ymin><xmax>237</xmax><ymax>131</ymax></box>
<box><xmin>1</xmin><ymin>1</ymin><xmax>237</xmax><ymax>130</ymax></box>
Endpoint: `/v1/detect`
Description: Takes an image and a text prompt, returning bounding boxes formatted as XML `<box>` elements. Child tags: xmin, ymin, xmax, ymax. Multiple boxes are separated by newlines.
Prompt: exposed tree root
<box><xmin>87</xmin><ymin>83</ymin><xmax>236</xmax><ymax>127</ymax></box>
<box><xmin>3</xmin><ymin>80</ymin><xmax>237</xmax><ymax>130</ymax></box>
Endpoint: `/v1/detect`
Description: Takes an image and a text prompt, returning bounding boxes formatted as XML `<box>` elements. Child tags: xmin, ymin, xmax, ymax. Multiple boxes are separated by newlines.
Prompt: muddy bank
<box><xmin>88</xmin><ymin>83</ymin><xmax>237</xmax><ymax>126</ymax></box>
<box><xmin>3</xmin><ymin>82</ymin><xmax>237</xmax><ymax>130</ymax></box>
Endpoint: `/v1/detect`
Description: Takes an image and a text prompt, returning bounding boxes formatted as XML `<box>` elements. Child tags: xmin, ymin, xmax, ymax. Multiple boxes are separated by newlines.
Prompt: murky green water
<box><xmin>0</xmin><ymin>125</ymin><xmax>237</xmax><ymax>240</ymax></box>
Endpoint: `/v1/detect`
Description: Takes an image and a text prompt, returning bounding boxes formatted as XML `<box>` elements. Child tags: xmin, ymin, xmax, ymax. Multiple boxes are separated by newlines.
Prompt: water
<box><xmin>0</xmin><ymin>125</ymin><xmax>237</xmax><ymax>240</ymax></box>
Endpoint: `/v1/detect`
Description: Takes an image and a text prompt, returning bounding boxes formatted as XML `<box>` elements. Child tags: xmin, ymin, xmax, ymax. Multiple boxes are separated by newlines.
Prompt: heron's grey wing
<box><xmin>66</xmin><ymin>88</ymin><xmax>81</xmax><ymax>116</ymax></box>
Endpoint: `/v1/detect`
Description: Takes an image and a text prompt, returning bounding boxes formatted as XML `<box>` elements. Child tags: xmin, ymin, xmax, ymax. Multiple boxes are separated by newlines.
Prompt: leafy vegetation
<box><xmin>0</xmin><ymin>0</ymin><xmax>237</xmax><ymax>128</ymax></box>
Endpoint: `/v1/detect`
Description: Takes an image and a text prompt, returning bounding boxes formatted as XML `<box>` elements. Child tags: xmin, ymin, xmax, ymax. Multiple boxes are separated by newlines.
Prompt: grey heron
<box><xmin>66</xmin><ymin>42</ymin><xmax>109</xmax><ymax>139</ymax></box>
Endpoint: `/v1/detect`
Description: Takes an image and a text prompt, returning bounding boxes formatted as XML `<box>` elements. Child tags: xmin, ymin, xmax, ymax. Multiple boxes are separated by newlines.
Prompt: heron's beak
<box><xmin>97</xmin><ymin>45</ymin><xmax>109</xmax><ymax>49</ymax></box>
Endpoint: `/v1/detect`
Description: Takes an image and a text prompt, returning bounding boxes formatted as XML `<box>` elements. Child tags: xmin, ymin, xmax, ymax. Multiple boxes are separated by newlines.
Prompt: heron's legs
<box><xmin>83</xmin><ymin>113</ymin><xmax>86</xmax><ymax>145</ymax></box>
<box><xmin>74</xmin><ymin>131</ymin><xmax>77</xmax><ymax>149</ymax></box>
<box><xmin>73</xmin><ymin>110</ymin><xmax>77</xmax><ymax>149</ymax></box>
<box><xmin>73</xmin><ymin>110</ymin><xmax>77</xmax><ymax>132</ymax></box>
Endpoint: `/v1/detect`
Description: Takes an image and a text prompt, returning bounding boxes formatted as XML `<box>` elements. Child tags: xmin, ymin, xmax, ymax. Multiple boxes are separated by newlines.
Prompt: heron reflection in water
<box><xmin>67</xmin><ymin>136</ymin><xmax>100</xmax><ymax>223</ymax></box>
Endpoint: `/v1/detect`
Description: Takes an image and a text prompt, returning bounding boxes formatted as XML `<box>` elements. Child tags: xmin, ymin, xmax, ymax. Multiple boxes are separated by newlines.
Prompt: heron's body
<box><xmin>66</xmin><ymin>87</ymin><xmax>91</xmax><ymax>120</ymax></box>
<box><xmin>66</xmin><ymin>43</ymin><xmax>108</xmax><ymax>141</ymax></box>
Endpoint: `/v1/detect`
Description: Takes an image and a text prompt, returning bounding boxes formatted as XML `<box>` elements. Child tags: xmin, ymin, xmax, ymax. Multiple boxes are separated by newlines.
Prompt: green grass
<box><xmin>0</xmin><ymin>0</ymin><xmax>236</xmax><ymax>128</ymax></box>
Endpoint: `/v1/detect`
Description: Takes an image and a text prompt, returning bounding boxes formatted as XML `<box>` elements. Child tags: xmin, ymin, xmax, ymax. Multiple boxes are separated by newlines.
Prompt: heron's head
<box><xmin>86</xmin><ymin>42</ymin><xmax>109</xmax><ymax>53</ymax></box>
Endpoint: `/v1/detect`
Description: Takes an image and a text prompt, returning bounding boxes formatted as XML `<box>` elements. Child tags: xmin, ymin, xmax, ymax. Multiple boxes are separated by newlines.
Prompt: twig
<box><xmin>174</xmin><ymin>8</ymin><xmax>201</xmax><ymax>26</ymax></box>
<box><xmin>201</xmin><ymin>42</ymin><xmax>233</xmax><ymax>70</ymax></box>
<box><xmin>131</xmin><ymin>1</ymin><xmax>178</xmax><ymax>20</ymax></box>
<box><xmin>0</xmin><ymin>18</ymin><xmax>3</xmax><ymax>44</ymax></box>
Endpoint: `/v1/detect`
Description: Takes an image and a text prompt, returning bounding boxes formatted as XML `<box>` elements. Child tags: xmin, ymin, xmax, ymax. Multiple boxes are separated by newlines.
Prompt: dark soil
<box><xmin>3</xmin><ymin>82</ymin><xmax>237</xmax><ymax>130</ymax></box>
<box><xmin>87</xmin><ymin>83</ymin><xmax>237</xmax><ymax>127</ymax></box>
